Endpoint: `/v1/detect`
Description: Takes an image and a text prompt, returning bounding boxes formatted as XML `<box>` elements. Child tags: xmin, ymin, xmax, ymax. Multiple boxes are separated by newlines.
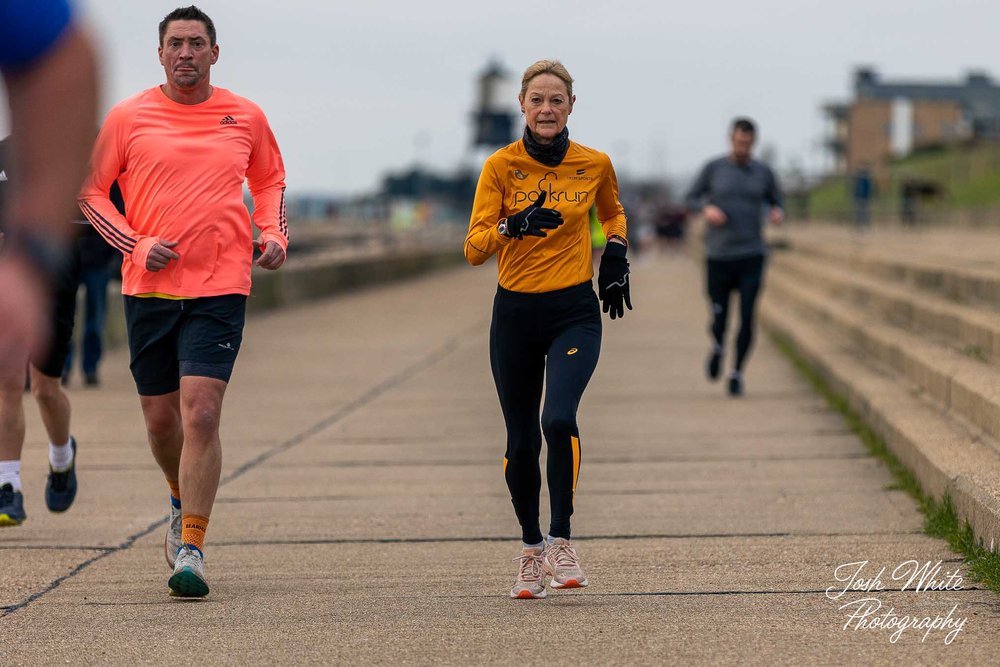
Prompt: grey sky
<box><xmin>9</xmin><ymin>0</ymin><xmax>1000</xmax><ymax>195</ymax></box>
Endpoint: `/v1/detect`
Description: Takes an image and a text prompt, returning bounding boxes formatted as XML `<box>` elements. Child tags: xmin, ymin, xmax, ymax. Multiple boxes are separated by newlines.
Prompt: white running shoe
<box><xmin>168</xmin><ymin>545</ymin><xmax>209</xmax><ymax>597</ymax></box>
<box><xmin>543</xmin><ymin>538</ymin><xmax>588</xmax><ymax>589</ymax></box>
<box><xmin>164</xmin><ymin>503</ymin><xmax>182</xmax><ymax>569</ymax></box>
<box><xmin>510</xmin><ymin>546</ymin><xmax>547</xmax><ymax>599</ymax></box>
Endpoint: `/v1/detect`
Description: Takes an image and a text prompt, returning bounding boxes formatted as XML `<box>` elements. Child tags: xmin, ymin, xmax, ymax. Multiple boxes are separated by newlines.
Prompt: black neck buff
<box><xmin>522</xmin><ymin>126</ymin><xmax>570</xmax><ymax>167</ymax></box>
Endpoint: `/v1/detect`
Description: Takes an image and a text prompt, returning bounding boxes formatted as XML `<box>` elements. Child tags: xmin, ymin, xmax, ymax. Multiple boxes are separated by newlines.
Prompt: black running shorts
<box><xmin>123</xmin><ymin>294</ymin><xmax>247</xmax><ymax>396</ymax></box>
<box><xmin>32</xmin><ymin>242</ymin><xmax>82</xmax><ymax>378</ymax></box>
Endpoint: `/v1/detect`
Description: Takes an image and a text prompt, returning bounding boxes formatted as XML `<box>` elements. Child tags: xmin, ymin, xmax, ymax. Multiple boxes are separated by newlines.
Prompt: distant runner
<box><xmin>686</xmin><ymin>118</ymin><xmax>783</xmax><ymax>396</ymax></box>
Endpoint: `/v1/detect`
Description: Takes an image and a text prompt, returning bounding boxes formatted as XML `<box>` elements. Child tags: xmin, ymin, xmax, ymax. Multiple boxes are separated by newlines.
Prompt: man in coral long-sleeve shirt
<box><xmin>78</xmin><ymin>5</ymin><xmax>287</xmax><ymax>598</ymax></box>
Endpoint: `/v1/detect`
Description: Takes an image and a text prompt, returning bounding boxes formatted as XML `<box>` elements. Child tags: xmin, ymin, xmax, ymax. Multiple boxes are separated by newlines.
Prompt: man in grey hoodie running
<box><xmin>685</xmin><ymin>118</ymin><xmax>784</xmax><ymax>396</ymax></box>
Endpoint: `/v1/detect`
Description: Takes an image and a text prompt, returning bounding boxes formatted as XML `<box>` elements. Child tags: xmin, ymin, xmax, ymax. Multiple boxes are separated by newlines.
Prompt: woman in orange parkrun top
<box><xmin>465</xmin><ymin>59</ymin><xmax>631</xmax><ymax>600</ymax></box>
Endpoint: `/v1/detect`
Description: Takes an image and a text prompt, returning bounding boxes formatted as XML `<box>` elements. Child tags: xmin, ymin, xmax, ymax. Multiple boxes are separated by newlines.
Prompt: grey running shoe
<box><xmin>510</xmin><ymin>546</ymin><xmax>547</xmax><ymax>599</ymax></box>
<box><xmin>543</xmin><ymin>538</ymin><xmax>589</xmax><ymax>589</ymax></box>
<box><xmin>164</xmin><ymin>502</ymin><xmax>183</xmax><ymax>569</ymax></box>
<box><xmin>168</xmin><ymin>545</ymin><xmax>209</xmax><ymax>597</ymax></box>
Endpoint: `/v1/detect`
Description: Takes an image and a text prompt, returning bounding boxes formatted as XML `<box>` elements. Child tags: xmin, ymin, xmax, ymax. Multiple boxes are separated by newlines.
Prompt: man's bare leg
<box><xmin>28</xmin><ymin>366</ymin><xmax>70</xmax><ymax>446</ymax></box>
<box><xmin>178</xmin><ymin>376</ymin><xmax>227</xmax><ymax>522</ymax></box>
<box><xmin>140</xmin><ymin>390</ymin><xmax>185</xmax><ymax>566</ymax></box>
<box><xmin>139</xmin><ymin>391</ymin><xmax>183</xmax><ymax>484</ymax></box>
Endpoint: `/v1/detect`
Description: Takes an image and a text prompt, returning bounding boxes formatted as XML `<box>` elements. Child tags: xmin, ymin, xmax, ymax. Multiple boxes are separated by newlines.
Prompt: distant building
<box><xmin>471</xmin><ymin>60</ymin><xmax>517</xmax><ymax>148</ymax></box>
<box><xmin>369</xmin><ymin>60</ymin><xmax>518</xmax><ymax>227</ymax></box>
<box><xmin>823</xmin><ymin>67</ymin><xmax>1000</xmax><ymax>174</ymax></box>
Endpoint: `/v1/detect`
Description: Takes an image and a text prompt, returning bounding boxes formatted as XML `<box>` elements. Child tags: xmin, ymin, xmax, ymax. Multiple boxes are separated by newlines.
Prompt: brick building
<box><xmin>823</xmin><ymin>67</ymin><xmax>1000</xmax><ymax>175</ymax></box>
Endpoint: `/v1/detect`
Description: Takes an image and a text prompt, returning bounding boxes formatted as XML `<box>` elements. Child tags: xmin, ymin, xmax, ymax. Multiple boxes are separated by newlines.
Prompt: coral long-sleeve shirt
<box><xmin>79</xmin><ymin>86</ymin><xmax>287</xmax><ymax>297</ymax></box>
<box><xmin>465</xmin><ymin>139</ymin><xmax>627</xmax><ymax>293</ymax></box>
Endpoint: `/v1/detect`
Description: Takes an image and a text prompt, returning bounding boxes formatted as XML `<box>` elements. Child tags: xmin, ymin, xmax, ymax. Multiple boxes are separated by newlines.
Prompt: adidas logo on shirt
<box><xmin>0</xmin><ymin>170</ymin><xmax>7</xmax><ymax>182</ymax></box>
<box><xmin>220</xmin><ymin>115</ymin><xmax>237</xmax><ymax>125</ymax></box>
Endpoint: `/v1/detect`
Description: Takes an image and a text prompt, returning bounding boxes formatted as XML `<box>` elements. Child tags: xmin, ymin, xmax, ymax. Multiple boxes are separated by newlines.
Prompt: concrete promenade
<box><xmin>1</xmin><ymin>249</ymin><xmax>998</xmax><ymax>664</ymax></box>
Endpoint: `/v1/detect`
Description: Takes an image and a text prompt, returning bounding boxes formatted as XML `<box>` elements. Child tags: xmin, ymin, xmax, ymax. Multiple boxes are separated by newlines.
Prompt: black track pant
<box><xmin>706</xmin><ymin>254</ymin><xmax>766</xmax><ymax>373</ymax></box>
<box><xmin>490</xmin><ymin>282</ymin><xmax>601</xmax><ymax>544</ymax></box>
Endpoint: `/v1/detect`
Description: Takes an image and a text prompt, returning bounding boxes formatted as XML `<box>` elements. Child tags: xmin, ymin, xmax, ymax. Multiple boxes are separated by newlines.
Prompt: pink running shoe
<box><xmin>510</xmin><ymin>546</ymin><xmax>547</xmax><ymax>599</ymax></box>
<box><xmin>543</xmin><ymin>538</ymin><xmax>588</xmax><ymax>589</ymax></box>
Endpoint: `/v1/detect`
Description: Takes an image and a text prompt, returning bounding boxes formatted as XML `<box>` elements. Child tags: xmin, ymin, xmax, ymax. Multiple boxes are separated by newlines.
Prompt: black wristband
<box><xmin>1</xmin><ymin>228</ymin><xmax>69</xmax><ymax>280</ymax></box>
<box><xmin>602</xmin><ymin>240</ymin><xmax>627</xmax><ymax>259</ymax></box>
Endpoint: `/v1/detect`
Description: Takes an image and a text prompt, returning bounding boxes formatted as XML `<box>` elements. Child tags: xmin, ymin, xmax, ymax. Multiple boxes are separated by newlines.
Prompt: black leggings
<box><xmin>706</xmin><ymin>254</ymin><xmax>766</xmax><ymax>373</ymax></box>
<box><xmin>490</xmin><ymin>282</ymin><xmax>601</xmax><ymax>544</ymax></box>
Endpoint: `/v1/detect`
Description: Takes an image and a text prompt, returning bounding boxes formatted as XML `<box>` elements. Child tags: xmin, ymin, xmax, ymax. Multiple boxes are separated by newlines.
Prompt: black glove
<box><xmin>501</xmin><ymin>191</ymin><xmax>563</xmax><ymax>239</ymax></box>
<box><xmin>598</xmin><ymin>241</ymin><xmax>632</xmax><ymax>320</ymax></box>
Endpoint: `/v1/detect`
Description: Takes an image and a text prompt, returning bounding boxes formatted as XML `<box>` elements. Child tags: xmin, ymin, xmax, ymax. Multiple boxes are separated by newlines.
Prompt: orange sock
<box><xmin>181</xmin><ymin>513</ymin><xmax>209</xmax><ymax>552</ymax></box>
<box><xmin>167</xmin><ymin>479</ymin><xmax>180</xmax><ymax>502</ymax></box>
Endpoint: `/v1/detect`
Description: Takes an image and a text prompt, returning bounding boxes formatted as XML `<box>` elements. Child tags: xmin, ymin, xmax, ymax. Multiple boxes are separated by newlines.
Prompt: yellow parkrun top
<box><xmin>464</xmin><ymin>139</ymin><xmax>627</xmax><ymax>293</ymax></box>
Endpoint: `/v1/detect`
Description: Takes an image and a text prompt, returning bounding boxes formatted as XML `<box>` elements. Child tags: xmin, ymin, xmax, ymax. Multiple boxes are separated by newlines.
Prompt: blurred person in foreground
<box><xmin>465</xmin><ymin>59</ymin><xmax>630</xmax><ymax>600</ymax></box>
<box><xmin>685</xmin><ymin>118</ymin><xmax>783</xmax><ymax>397</ymax></box>
<box><xmin>79</xmin><ymin>5</ymin><xmax>288</xmax><ymax>598</ymax></box>
<box><xmin>0</xmin><ymin>139</ymin><xmax>125</xmax><ymax>527</ymax></box>
<box><xmin>0</xmin><ymin>0</ymin><xmax>99</xmax><ymax>525</ymax></box>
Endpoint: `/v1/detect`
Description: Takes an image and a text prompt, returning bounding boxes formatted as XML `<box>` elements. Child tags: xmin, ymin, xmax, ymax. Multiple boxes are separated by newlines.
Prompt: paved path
<box><xmin>1</xmin><ymin>249</ymin><xmax>997</xmax><ymax>664</ymax></box>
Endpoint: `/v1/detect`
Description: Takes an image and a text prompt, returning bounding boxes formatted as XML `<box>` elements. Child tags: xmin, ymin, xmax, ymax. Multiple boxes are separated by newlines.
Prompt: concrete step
<box><xmin>760</xmin><ymin>283</ymin><xmax>1000</xmax><ymax>553</ymax></box>
<box><xmin>767</xmin><ymin>270</ymin><xmax>1000</xmax><ymax>455</ymax></box>
<box><xmin>783</xmin><ymin>230</ymin><xmax>1000</xmax><ymax>309</ymax></box>
<box><xmin>773</xmin><ymin>252</ymin><xmax>1000</xmax><ymax>363</ymax></box>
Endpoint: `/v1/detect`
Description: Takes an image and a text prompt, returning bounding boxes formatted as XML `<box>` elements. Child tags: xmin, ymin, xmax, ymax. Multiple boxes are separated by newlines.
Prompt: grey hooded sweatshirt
<box><xmin>685</xmin><ymin>156</ymin><xmax>782</xmax><ymax>260</ymax></box>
